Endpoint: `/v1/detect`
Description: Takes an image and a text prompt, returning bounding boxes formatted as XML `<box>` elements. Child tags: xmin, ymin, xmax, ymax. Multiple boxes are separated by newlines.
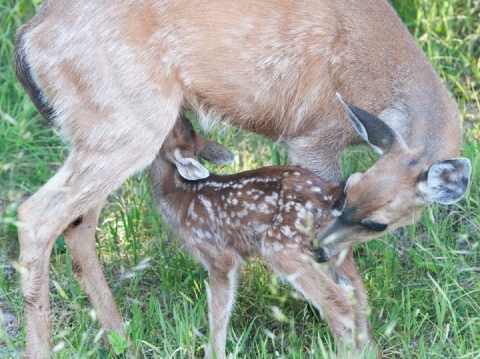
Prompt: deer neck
<box><xmin>379</xmin><ymin>77</ymin><xmax>461</xmax><ymax>161</ymax></box>
<box><xmin>149</xmin><ymin>157</ymin><xmax>189</xmax><ymax>198</ymax></box>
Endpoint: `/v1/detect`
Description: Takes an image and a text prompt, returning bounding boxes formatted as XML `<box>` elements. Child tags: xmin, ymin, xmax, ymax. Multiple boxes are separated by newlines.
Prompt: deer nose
<box><xmin>339</xmin><ymin>206</ymin><xmax>358</xmax><ymax>224</ymax></box>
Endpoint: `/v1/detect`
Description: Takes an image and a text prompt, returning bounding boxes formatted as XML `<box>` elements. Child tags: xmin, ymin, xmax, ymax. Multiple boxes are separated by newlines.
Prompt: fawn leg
<box><xmin>265</xmin><ymin>249</ymin><xmax>357</xmax><ymax>355</ymax></box>
<box><xmin>63</xmin><ymin>198</ymin><xmax>128</xmax><ymax>343</ymax></box>
<box><xmin>201</xmin><ymin>250</ymin><xmax>240</xmax><ymax>359</ymax></box>
<box><xmin>328</xmin><ymin>247</ymin><xmax>380</xmax><ymax>358</ymax></box>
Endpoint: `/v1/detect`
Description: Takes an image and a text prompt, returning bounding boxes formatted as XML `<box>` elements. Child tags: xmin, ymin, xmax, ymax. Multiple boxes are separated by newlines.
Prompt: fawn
<box><xmin>148</xmin><ymin>115</ymin><xmax>373</xmax><ymax>358</ymax></box>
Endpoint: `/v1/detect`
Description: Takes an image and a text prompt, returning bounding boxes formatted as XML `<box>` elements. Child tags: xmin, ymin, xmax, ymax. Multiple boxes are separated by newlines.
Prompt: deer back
<box><xmin>15</xmin><ymin>0</ymin><xmax>471</xmax><ymax>259</ymax></box>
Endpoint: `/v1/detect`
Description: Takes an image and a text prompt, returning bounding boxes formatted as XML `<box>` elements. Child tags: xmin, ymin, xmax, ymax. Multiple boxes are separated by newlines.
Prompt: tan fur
<box><xmin>62</xmin><ymin>200</ymin><xmax>128</xmax><ymax>346</ymax></box>
<box><xmin>13</xmin><ymin>0</ymin><xmax>465</xmax><ymax>357</ymax></box>
<box><xmin>148</xmin><ymin>117</ymin><xmax>376</xmax><ymax>358</ymax></box>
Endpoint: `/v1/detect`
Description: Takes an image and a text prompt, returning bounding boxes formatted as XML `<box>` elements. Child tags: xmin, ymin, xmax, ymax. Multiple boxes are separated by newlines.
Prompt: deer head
<box><xmin>316</xmin><ymin>94</ymin><xmax>471</xmax><ymax>262</ymax></box>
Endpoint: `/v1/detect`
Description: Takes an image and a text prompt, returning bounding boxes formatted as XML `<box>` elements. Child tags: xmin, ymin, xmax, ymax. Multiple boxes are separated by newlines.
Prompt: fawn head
<box><xmin>162</xmin><ymin>115</ymin><xmax>235</xmax><ymax>180</ymax></box>
<box><xmin>316</xmin><ymin>94</ymin><xmax>471</xmax><ymax>262</ymax></box>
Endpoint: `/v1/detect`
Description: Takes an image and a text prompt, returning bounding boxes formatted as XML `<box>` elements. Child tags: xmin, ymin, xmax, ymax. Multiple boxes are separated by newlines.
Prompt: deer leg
<box><xmin>18</xmin><ymin>153</ymin><xmax>158</xmax><ymax>358</ymax></box>
<box><xmin>18</xmin><ymin>105</ymin><xmax>180</xmax><ymax>358</ymax></box>
<box><xmin>17</xmin><ymin>194</ymin><xmax>58</xmax><ymax>359</ymax></box>
<box><xmin>265</xmin><ymin>249</ymin><xmax>357</xmax><ymax>355</ymax></box>
<box><xmin>18</xmin><ymin>148</ymin><xmax>164</xmax><ymax>358</ymax></box>
<box><xmin>201</xmin><ymin>250</ymin><xmax>240</xmax><ymax>359</ymax></box>
<box><xmin>327</xmin><ymin>247</ymin><xmax>380</xmax><ymax>358</ymax></box>
<box><xmin>62</xmin><ymin>198</ymin><xmax>129</xmax><ymax>346</ymax></box>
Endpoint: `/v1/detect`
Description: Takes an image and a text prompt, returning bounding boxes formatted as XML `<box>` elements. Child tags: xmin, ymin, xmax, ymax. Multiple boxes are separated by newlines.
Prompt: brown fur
<box><xmin>13</xmin><ymin>1</ymin><xmax>467</xmax><ymax>357</ymax></box>
<box><xmin>148</xmin><ymin>117</ymin><xmax>376</xmax><ymax>358</ymax></box>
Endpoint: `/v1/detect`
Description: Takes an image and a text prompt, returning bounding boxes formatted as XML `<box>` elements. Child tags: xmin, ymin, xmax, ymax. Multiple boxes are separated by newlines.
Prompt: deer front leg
<box><xmin>201</xmin><ymin>250</ymin><xmax>240</xmax><ymax>359</ymax></box>
<box><xmin>328</xmin><ymin>247</ymin><xmax>380</xmax><ymax>358</ymax></box>
<box><xmin>62</xmin><ymin>199</ymin><xmax>130</xmax><ymax>348</ymax></box>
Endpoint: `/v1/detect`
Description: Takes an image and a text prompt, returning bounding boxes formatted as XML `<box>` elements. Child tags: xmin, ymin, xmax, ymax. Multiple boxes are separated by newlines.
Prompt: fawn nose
<box><xmin>313</xmin><ymin>246</ymin><xmax>329</xmax><ymax>263</ymax></box>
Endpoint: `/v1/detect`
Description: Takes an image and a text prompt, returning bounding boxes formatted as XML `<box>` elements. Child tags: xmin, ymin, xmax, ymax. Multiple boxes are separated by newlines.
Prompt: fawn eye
<box><xmin>362</xmin><ymin>221</ymin><xmax>388</xmax><ymax>232</ymax></box>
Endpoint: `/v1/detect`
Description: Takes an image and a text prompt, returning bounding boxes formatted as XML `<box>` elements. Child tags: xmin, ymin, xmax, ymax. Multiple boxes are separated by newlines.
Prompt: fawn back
<box><xmin>149</xmin><ymin>115</ymin><xmax>345</xmax><ymax>261</ymax></box>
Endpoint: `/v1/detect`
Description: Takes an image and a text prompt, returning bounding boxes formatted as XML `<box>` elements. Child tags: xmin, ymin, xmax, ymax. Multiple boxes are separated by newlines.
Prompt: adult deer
<box><xmin>149</xmin><ymin>114</ymin><xmax>369</xmax><ymax>358</ymax></box>
<box><xmin>14</xmin><ymin>0</ymin><xmax>470</xmax><ymax>357</ymax></box>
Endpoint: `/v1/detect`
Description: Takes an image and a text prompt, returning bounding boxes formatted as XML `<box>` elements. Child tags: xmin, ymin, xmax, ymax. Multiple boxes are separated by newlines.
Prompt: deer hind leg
<box><xmin>198</xmin><ymin>249</ymin><xmax>241</xmax><ymax>359</ymax></box>
<box><xmin>18</xmin><ymin>102</ymin><xmax>181</xmax><ymax>358</ymax></box>
<box><xmin>62</xmin><ymin>198</ymin><xmax>130</xmax><ymax>347</ymax></box>
<box><xmin>327</xmin><ymin>247</ymin><xmax>380</xmax><ymax>358</ymax></box>
<box><xmin>18</xmin><ymin>151</ymin><xmax>161</xmax><ymax>358</ymax></box>
<box><xmin>18</xmin><ymin>146</ymin><xmax>170</xmax><ymax>358</ymax></box>
<box><xmin>265</xmin><ymin>249</ymin><xmax>358</xmax><ymax>355</ymax></box>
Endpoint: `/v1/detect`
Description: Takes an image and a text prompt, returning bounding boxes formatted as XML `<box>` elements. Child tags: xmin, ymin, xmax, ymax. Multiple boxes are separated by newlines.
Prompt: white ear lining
<box><xmin>336</xmin><ymin>93</ymin><xmax>369</xmax><ymax>143</ymax></box>
<box><xmin>173</xmin><ymin>149</ymin><xmax>209</xmax><ymax>180</ymax></box>
<box><xmin>418</xmin><ymin>158</ymin><xmax>471</xmax><ymax>205</ymax></box>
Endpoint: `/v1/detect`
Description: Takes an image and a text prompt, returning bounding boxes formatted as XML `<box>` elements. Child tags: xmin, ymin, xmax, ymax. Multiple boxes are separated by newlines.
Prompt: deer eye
<box><xmin>362</xmin><ymin>220</ymin><xmax>388</xmax><ymax>232</ymax></box>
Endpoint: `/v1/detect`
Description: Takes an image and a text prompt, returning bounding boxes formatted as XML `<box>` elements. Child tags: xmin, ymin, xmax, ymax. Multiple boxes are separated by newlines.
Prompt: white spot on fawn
<box><xmin>198</xmin><ymin>195</ymin><xmax>214</xmax><ymax>221</ymax></box>
<box><xmin>258</xmin><ymin>203</ymin><xmax>269</xmax><ymax>213</ymax></box>
<box><xmin>187</xmin><ymin>200</ymin><xmax>197</xmax><ymax>219</ymax></box>
<box><xmin>272</xmin><ymin>242</ymin><xmax>284</xmax><ymax>252</ymax></box>
<box><xmin>281</xmin><ymin>226</ymin><xmax>296</xmax><ymax>238</ymax></box>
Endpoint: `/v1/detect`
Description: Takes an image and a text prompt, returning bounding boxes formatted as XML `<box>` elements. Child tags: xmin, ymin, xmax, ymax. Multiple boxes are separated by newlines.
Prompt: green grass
<box><xmin>1</xmin><ymin>0</ymin><xmax>479</xmax><ymax>358</ymax></box>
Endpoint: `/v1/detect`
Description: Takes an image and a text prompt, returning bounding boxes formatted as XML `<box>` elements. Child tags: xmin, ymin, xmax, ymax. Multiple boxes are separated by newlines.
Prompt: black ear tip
<box><xmin>207</xmin><ymin>148</ymin><xmax>235</xmax><ymax>165</ymax></box>
<box><xmin>221</xmin><ymin>147</ymin><xmax>235</xmax><ymax>163</ymax></box>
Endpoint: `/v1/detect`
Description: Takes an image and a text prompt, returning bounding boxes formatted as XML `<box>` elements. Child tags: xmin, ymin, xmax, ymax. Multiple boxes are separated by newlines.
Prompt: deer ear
<box><xmin>336</xmin><ymin>93</ymin><xmax>397</xmax><ymax>155</ymax></box>
<box><xmin>198</xmin><ymin>137</ymin><xmax>235</xmax><ymax>165</ymax></box>
<box><xmin>419</xmin><ymin>158</ymin><xmax>471</xmax><ymax>205</ymax></box>
<box><xmin>172</xmin><ymin>150</ymin><xmax>210</xmax><ymax>180</ymax></box>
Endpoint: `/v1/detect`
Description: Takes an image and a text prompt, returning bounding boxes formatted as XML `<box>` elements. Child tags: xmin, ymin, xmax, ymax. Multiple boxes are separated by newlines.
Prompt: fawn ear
<box><xmin>418</xmin><ymin>158</ymin><xmax>471</xmax><ymax>205</ymax></box>
<box><xmin>336</xmin><ymin>93</ymin><xmax>397</xmax><ymax>155</ymax></box>
<box><xmin>198</xmin><ymin>137</ymin><xmax>235</xmax><ymax>165</ymax></box>
<box><xmin>172</xmin><ymin>150</ymin><xmax>210</xmax><ymax>180</ymax></box>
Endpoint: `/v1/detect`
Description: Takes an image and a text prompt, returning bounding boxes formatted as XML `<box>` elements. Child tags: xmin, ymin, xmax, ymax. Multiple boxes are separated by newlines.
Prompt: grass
<box><xmin>1</xmin><ymin>0</ymin><xmax>479</xmax><ymax>357</ymax></box>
